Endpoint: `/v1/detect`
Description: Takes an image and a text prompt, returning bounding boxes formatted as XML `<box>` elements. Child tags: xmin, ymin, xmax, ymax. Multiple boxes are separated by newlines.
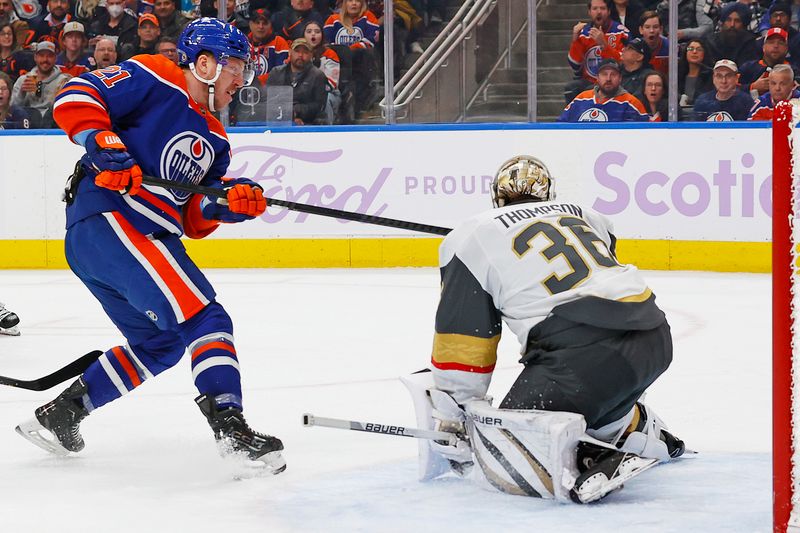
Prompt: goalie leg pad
<box><xmin>464</xmin><ymin>400</ymin><xmax>586</xmax><ymax>502</ymax></box>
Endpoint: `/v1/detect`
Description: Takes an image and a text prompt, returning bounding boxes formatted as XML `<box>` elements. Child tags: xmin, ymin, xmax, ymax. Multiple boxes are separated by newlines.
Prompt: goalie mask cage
<box><xmin>774</xmin><ymin>100</ymin><xmax>800</xmax><ymax>533</ymax></box>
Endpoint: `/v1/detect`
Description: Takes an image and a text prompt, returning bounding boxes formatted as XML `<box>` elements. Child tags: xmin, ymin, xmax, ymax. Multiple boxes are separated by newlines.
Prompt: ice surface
<box><xmin>0</xmin><ymin>269</ymin><xmax>770</xmax><ymax>532</ymax></box>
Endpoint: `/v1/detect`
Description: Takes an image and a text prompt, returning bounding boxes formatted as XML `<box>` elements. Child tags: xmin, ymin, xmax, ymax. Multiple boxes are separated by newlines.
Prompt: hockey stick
<box><xmin>140</xmin><ymin>175</ymin><xmax>453</xmax><ymax>236</ymax></box>
<box><xmin>0</xmin><ymin>350</ymin><xmax>102</xmax><ymax>391</ymax></box>
<box><xmin>302</xmin><ymin>413</ymin><xmax>459</xmax><ymax>445</ymax></box>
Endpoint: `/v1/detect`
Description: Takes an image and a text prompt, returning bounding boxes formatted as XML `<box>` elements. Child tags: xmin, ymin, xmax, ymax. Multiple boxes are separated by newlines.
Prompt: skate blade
<box><xmin>15</xmin><ymin>418</ymin><xmax>71</xmax><ymax>456</ymax></box>
<box><xmin>573</xmin><ymin>456</ymin><xmax>658</xmax><ymax>504</ymax></box>
<box><xmin>216</xmin><ymin>440</ymin><xmax>287</xmax><ymax>479</ymax></box>
<box><xmin>0</xmin><ymin>325</ymin><xmax>20</xmax><ymax>336</ymax></box>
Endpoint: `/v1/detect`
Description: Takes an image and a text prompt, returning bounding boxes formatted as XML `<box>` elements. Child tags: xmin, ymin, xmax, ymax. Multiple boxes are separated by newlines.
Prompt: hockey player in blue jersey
<box><xmin>15</xmin><ymin>18</ymin><xmax>286</xmax><ymax>474</ymax></box>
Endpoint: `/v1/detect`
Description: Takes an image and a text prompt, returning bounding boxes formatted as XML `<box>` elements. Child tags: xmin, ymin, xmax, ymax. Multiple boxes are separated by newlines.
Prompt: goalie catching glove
<box><xmin>201</xmin><ymin>178</ymin><xmax>267</xmax><ymax>223</ymax></box>
<box><xmin>85</xmin><ymin>130</ymin><xmax>142</xmax><ymax>196</ymax></box>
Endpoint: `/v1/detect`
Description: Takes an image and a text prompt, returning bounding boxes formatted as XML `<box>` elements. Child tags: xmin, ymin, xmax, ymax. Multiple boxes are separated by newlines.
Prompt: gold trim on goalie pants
<box><xmin>431</xmin><ymin>333</ymin><xmax>500</xmax><ymax>373</ymax></box>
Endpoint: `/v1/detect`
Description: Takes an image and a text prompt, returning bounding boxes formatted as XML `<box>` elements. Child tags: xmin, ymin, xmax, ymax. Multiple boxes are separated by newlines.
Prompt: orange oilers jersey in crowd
<box><xmin>567</xmin><ymin>20</ymin><xmax>629</xmax><ymax>83</ymax></box>
<box><xmin>250</xmin><ymin>33</ymin><xmax>289</xmax><ymax>85</ymax></box>
<box><xmin>323</xmin><ymin>12</ymin><xmax>380</xmax><ymax>49</ymax></box>
<box><xmin>558</xmin><ymin>88</ymin><xmax>649</xmax><ymax>122</ymax></box>
<box><xmin>747</xmin><ymin>89</ymin><xmax>800</xmax><ymax>120</ymax></box>
<box><xmin>53</xmin><ymin>54</ymin><xmax>232</xmax><ymax>238</ymax></box>
<box><xmin>56</xmin><ymin>52</ymin><xmax>94</xmax><ymax>77</ymax></box>
<box><xmin>431</xmin><ymin>202</ymin><xmax>653</xmax><ymax>403</ymax></box>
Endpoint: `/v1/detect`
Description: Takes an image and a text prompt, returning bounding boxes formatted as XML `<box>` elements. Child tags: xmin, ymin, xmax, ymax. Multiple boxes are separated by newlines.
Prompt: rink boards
<box><xmin>0</xmin><ymin>122</ymin><xmax>771</xmax><ymax>272</ymax></box>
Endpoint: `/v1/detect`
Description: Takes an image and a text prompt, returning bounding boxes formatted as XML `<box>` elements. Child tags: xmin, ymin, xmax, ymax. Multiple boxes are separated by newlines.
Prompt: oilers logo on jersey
<box><xmin>160</xmin><ymin>132</ymin><xmax>215</xmax><ymax>200</ymax></box>
<box><xmin>578</xmin><ymin>108</ymin><xmax>609</xmax><ymax>122</ymax></box>
<box><xmin>707</xmin><ymin>111</ymin><xmax>734</xmax><ymax>122</ymax></box>
<box><xmin>584</xmin><ymin>47</ymin><xmax>604</xmax><ymax>79</ymax></box>
<box><xmin>333</xmin><ymin>27</ymin><xmax>366</xmax><ymax>47</ymax></box>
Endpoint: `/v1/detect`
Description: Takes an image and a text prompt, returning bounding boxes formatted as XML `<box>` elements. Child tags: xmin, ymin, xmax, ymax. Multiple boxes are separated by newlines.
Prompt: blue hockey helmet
<box><xmin>178</xmin><ymin>17</ymin><xmax>254</xmax><ymax>85</ymax></box>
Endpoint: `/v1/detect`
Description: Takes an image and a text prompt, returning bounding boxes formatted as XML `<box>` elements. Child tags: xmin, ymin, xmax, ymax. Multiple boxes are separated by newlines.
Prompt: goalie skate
<box><xmin>0</xmin><ymin>302</ymin><xmax>20</xmax><ymax>336</ymax></box>
<box><xmin>570</xmin><ymin>442</ymin><xmax>658</xmax><ymax>504</ymax></box>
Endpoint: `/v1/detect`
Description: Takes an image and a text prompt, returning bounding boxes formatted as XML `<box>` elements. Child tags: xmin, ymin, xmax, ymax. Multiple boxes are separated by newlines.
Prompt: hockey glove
<box><xmin>85</xmin><ymin>130</ymin><xmax>142</xmax><ymax>196</ymax></box>
<box><xmin>428</xmin><ymin>389</ymin><xmax>473</xmax><ymax>470</ymax></box>
<box><xmin>201</xmin><ymin>178</ymin><xmax>267</xmax><ymax>223</ymax></box>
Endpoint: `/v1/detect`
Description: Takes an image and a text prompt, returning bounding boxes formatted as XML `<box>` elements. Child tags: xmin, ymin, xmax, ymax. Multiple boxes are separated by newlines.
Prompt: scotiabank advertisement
<box><xmin>0</xmin><ymin>125</ymin><xmax>772</xmax><ymax>242</ymax></box>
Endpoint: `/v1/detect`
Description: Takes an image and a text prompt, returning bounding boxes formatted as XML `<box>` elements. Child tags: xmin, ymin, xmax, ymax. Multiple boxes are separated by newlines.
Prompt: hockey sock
<box><xmin>83</xmin><ymin>345</ymin><xmax>151</xmax><ymax>410</ymax></box>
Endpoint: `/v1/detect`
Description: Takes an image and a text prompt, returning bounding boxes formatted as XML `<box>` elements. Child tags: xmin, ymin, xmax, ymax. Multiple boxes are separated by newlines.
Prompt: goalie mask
<box><xmin>491</xmin><ymin>156</ymin><xmax>555</xmax><ymax>208</ymax></box>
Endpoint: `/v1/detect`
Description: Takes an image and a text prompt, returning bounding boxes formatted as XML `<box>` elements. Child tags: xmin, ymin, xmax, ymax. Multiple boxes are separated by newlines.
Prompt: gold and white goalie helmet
<box><xmin>491</xmin><ymin>156</ymin><xmax>555</xmax><ymax>208</ymax></box>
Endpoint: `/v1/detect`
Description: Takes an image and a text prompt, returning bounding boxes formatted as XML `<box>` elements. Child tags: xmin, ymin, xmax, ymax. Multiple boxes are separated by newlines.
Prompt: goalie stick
<box><xmin>140</xmin><ymin>175</ymin><xmax>453</xmax><ymax>236</ymax></box>
<box><xmin>302</xmin><ymin>413</ymin><xmax>459</xmax><ymax>445</ymax></box>
<box><xmin>0</xmin><ymin>350</ymin><xmax>102</xmax><ymax>391</ymax></box>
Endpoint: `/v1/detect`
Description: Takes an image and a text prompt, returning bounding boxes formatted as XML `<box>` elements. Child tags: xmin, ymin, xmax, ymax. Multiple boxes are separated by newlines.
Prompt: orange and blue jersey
<box><xmin>747</xmin><ymin>89</ymin><xmax>800</xmax><ymax>121</ymax></box>
<box><xmin>250</xmin><ymin>33</ymin><xmax>289</xmax><ymax>85</ymax></box>
<box><xmin>53</xmin><ymin>54</ymin><xmax>231</xmax><ymax>238</ymax></box>
<box><xmin>567</xmin><ymin>20</ymin><xmax>628</xmax><ymax>83</ymax></box>
<box><xmin>647</xmin><ymin>36</ymin><xmax>669</xmax><ymax>75</ymax></box>
<box><xmin>558</xmin><ymin>88</ymin><xmax>649</xmax><ymax>122</ymax></box>
<box><xmin>323</xmin><ymin>11</ymin><xmax>380</xmax><ymax>49</ymax></box>
<box><xmin>739</xmin><ymin>59</ymin><xmax>791</xmax><ymax>94</ymax></box>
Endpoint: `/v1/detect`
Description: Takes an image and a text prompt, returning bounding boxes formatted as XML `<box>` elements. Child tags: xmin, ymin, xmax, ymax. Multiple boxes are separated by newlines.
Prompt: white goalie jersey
<box><xmin>431</xmin><ymin>201</ymin><xmax>654</xmax><ymax>403</ymax></box>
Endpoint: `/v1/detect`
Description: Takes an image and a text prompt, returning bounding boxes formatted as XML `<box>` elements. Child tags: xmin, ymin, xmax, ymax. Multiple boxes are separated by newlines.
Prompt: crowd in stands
<box><xmin>0</xmin><ymin>0</ymin><xmax>443</xmax><ymax>128</ymax></box>
<box><xmin>561</xmin><ymin>0</ymin><xmax>800</xmax><ymax>122</ymax></box>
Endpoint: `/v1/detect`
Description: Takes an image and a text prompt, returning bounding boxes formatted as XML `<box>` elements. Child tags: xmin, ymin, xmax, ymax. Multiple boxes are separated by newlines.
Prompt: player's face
<box><xmin>154</xmin><ymin>0</ymin><xmax>175</xmax><ymax>17</ymax></box>
<box><xmin>34</xmin><ymin>50</ymin><xmax>55</xmax><ymax>74</ymax></box>
<box><xmin>597</xmin><ymin>67</ymin><xmax>620</xmax><ymax>95</ymax></box>
<box><xmin>63</xmin><ymin>32</ymin><xmax>85</xmax><ymax>53</ymax></box>
<box><xmin>214</xmin><ymin>56</ymin><xmax>246</xmax><ymax>110</ymax></box>
<box><xmin>94</xmin><ymin>40</ymin><xmax>117</xmax><ymax>68</ymax></box>
<box><xmin>250</xmin><ymin>17</ymin><xmax>271</xmax><ymax>40</ymax></box>
<box><xmin>304</xmin><ymin>24</ymin><xmax>322</xmax><ymax>47</ymax></box>
<box><xmin>770</xmin><ymin>71</ymin><xmax>795</xmax><ymax>102</ymax></box>
<box><xmin>685</xmin><ymin>41</ymin><xmax>704</xmax><ymax>64</ymax></box>
<box><xmin>639</xmin><ymin>17</ymin><xmax>661</xmax><ymax>44</ymax></box>
<box><xmin>588</xmin><ymin>0</ymin><xmax>608</xmax><ymax>25</ymax></box>
<box><xmin>644</xmin><ymin>74</ymin><xmax>663</xmax><ymax>104</ymax></box>
<box><xmin>764</xmin><ymin>36</ymin><xmax>788</xmax><ymax>63</ymax></box>
<box><xmin>712</xmin><ymin>67</ymin><xmax>737</xmax><ymax>94</ymax></box>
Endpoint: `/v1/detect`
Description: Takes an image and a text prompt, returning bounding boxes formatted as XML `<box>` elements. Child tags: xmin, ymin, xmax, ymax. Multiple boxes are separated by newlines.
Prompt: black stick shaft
<box><xmin>0</xmin><ymin>350</ymin><xmax>102</xmax><ymax>391</ymax></box>
<box><xmin>141</xmin><ymin>175</ymin><xmax>452</xmax><ymax>236</ymax></box>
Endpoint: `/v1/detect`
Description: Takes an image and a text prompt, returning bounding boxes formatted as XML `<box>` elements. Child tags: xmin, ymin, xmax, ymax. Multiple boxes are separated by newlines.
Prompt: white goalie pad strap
<box><xmin>400</xmin><ymin>372</ymin><xmax>456</xmax><ymax>481</ymax></box>
<box><xmin>464</xmin><ymin>400</ymin><xmax>586</xmax><ymax>502</ymax></box>
<box><xmin>618</xmin><ymin>403</ymin><xmax>671</xmax><ymax>462</ymax></box>
<box><xmin>587</xmin><ymin>406</ymin><xmax>636</xmax><ymax>446</ymax></box>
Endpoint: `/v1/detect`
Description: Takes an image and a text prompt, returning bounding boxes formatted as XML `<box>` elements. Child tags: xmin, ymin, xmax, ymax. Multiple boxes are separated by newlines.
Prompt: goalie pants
<box><xmin>64</xmin><ymin>212</ymin><xmax>244</xmax><ymax>411</ymax></box>
<box><xmin>500</xmin><ymin>303</ymin><xmax>672</xmax><ymax>429</ymax></box>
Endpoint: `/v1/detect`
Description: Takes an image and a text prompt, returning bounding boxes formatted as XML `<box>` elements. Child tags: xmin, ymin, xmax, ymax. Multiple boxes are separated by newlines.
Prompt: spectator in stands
<box><xmin>642</xmin><ymin>70</ymin><xmax>670</xmax><ymax>120</ymax></box>
<box><xmin>639</xmin><ymin>10</ymin><xmax>669</xmax><ymax>73</ymax></box>
<box><xmin>248</xmin><ymin>7</ymin><xmax>289</xmax><ymax>85</ymax></box>
<box><xmin>304</xmin><ymin>19</ymin><xmax>340</xmax><ymax>123</ymax></box>
<box><xmin>265</xmin><ymin>37</ymin><xmax>327</xmax><ymax>124</ymax></box>
<box><xmin>611</xmin><ymin>0</ymin><xmax>645</xmax><ymax>38</ymax></box>
<box><xmin>693</xmin><ymin>58</ymin><xmax>755</xmax><ymax>120</ymax></box>
<box><xmin>708</xmin><ymin>0</ymin><xmax>765</xmax><ymax>35</ymax></box>
<box><xmin>119</xmin><ymin>13</ymin><xmax>161</xmax><ymax>60</ymax></box>
<box><xmin>154</xmin><ymin>0</ymin><xmax>190</xmax><ymax>40</ymax></box>
<box><xmin>10</xmin><ymin>41</ymin><xmax>69</xmax><ymax>128</ymax></box>
<box><xmin>0</xmin><ymin>0</ymin><xmax>33</xmax><ymax>48</ymax></box>
<box><xmin>678</xmin><ymin>38</ymin><xmax>714</xmax><ymax>106</ymax></box>
<box><xmin>559</xmin><ymin>58</ymin><xmax>649</xmax><ymax>122</ymax></box>
<box><xmin>620</xmin><ymin>36</ymin><xmax>654</xmax><ymax>99</ymax></box>
<box><xmin>0</xmin><ymin>21</ymin><xmax>32</xmax><ymax>84</ymax></box>
<box><xmin>366</xmin><ymin>0</ymin><xmax>423</xmax><ymax>53</ymax></box>
<box><xmin>748</xmin><ymin>63</ymin><xmax>800</xmax><ymax>119</ymax></box>
<box><xmin>273</xmin><ymin>0</ymin><xmax>325</xmax><ymax>41</ymax></box>
<box><xmin>33</xmin><ymin>0</ymin><xmax>72</xmax><ymax>49</ymax></box>
<box><xmin>704</xmin><ymin>3</ymin><xmax>760</xmax><ymax>65</ymax></box>
<box><xmin>87</xmin><ymin>0</ymin><xmax>138</xmax><ymax>52</ymax></box>
<box><xmin>565</xmin><ymin>0</ymin><xmax>629</xmax><ymax>103</ymax></box>
<box><xmin>92</xmin><ymin>37</ymin><xmax>118</xmax><ymax>69</ymax></box>
<box><xmin>656</xmin><ymin>0</ymin><xmax>713</xmax><ymax>41</ymax></box>
<box><xmin>156</xmin><ymin>36</ymin><xmax>178</xmax><ymax>63</ymax></box>
<box><xmin>756</xmin><ymin>2</ymin><xmax>800</xmax><ymax>64</ymax></box>
<box><xmin>740</xmin><ymin>27</ymin><xmax>791</xmax><ymax>97</ymax></box>
<box><xmin>0</xmin><ymin>71</ymin><xmax>29</xmax><ymax>128</ymax></box>
<box><xmin>324</xmin><ymin>0</ymin><xmax>379</xmax><ymax>116</ymax></box>
<box><xmin>56</xmin><ymin>22</ymin><xmax>93</xmax><ymax>77</ymax></box>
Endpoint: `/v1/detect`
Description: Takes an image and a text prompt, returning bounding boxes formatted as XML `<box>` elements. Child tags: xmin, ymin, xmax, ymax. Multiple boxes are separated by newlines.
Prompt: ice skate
<box><xmin>0</xmin><ymin>302</ymin><xmax>20</xmax><ymax>336</ymax></box>
<box><xmin>625</xmin><ymin>402</ymin><xmax>686</xmax><ymax>459</ymax></box>
<box><xmin>15</xmin><ymin>378</ymin><xmax>90</xmax><ymax>456</ymax></box>
<box><xmin>195</xmin><ymin>394</ymin><xmax>286</xmax><ymax>475</ymax></box>
<box><xmin>570</xmin><ymin>442</ymin><xmax>658</xmax><ymax>504</ymax></box>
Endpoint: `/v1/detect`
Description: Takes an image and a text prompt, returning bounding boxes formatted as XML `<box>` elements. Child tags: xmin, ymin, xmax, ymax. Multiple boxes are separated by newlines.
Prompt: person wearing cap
<box><xmin>10</xmin><ymin>41</ymin><xmax>69</xmax><ymax>127</ymax></box>
<box><xmin>32</xmin><ymin>0</ymin><xmax>72</xmax><ymax>50</ymax></box>
<box><xmin>620</xmin><ymin>36</ymin><xmax>655</xmax><ymax>100</ymax></box>
<box><xmin>703</xmin><ymin>3</ymin><xmax>759</xmax><ymax>68</ymax></box>
<box><xmin>56</xmin><ymin>21</ymin><xmax>93</xmax><ymax>77</ymax></box>
<box><xmin>153</xmin><ymin>0</ymin><xmax>190</xmax><ymax>40</ymax></box>
<box><xmin>756</xmin><ymin>2</ymin><xmax>800</xmax><ymax>67</ymax></box>
<box><xmin>266</xmin><ymin>37</ymin><xmax>327</xmax><ymax>124</ymax></box>
<box><xmin>247</xmin><ymin>7</ymin><xmax>289</xmax><ymax>85</ymax></box>
<box><xmin>559</xmin><ymin>58</ymin><xmax>649</xmax><ymax>122</ymax></box>
<box><xmin>119</xmin><ymin>13</ymin><xmax>161</xmax><ymax>60</ymax></box>
<box><xmin>638</xmin><ymin>11</ymin><xmax>668</xmax><ymax>75</ymax></box>
<box><xmin>739</xmin><ymin>27</ymin><xmax>792</xmax><ymax>97</ymax></box>
<box><xmin>87</xmin><ymin>0</ymin><xmax>138</xmax><ymax>52</ymax></box>
<box><xmin>748</xmin><ymin>63</ymin><xmax>800</xmax><ymax>120</ymax></box>
<box><xmin>692</xmin><ymin>58</ymin><xmax>755</xmax><ymax>121</ymax></box>
<box><xmin>565</xmin><ymin>0</ymin><xmax>629</xmax><ymax>103</ymax></box>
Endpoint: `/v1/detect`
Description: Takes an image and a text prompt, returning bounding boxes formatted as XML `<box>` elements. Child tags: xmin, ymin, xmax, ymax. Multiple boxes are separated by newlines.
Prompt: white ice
<box><xmin>0</xmin><ymin>268</ymin><xmax>770</xmax><ymax>533</ymax></box>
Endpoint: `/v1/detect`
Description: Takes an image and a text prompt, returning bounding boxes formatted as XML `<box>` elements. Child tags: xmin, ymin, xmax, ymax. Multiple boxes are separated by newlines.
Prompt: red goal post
<box><xmin>774</xmin><ymin>100</ymin><xmax>800</xmax><ymax>533</ymax></box>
